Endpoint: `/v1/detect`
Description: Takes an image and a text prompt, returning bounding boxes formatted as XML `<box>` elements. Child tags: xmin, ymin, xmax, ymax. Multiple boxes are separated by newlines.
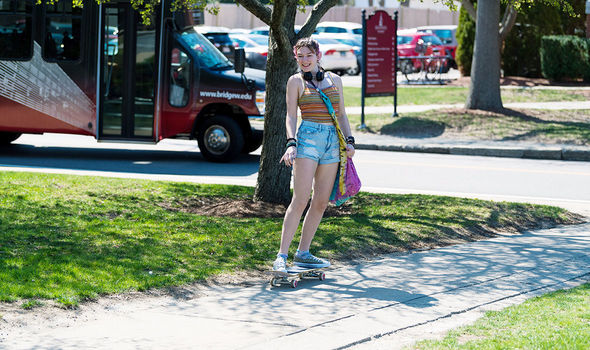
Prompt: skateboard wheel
<box><xmin>290</xmin><ymin>280</ymin><xmax>298</xmax><ymax>288</ymax></box>
<box><xmin>319</xmin><ymin>272</ymin><xmax>326</xmax><ymax>281</ymax></box>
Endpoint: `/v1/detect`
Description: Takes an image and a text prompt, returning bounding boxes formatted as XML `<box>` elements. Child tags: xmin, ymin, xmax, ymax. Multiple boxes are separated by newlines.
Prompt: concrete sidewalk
<box><xmin>2</xmin><ymin>223</ymin><xmax>589</xmax><ymax>350</ymax></box>
<box><xmin>347</xmin><ymin>101</ymin><xmax>590</xmax><ymax>161</ymax></box>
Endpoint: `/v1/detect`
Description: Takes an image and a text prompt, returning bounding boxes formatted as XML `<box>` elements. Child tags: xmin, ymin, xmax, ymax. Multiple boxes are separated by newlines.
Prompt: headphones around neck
<box><xmin>302</xmin><ymin>69</ymin><xmax>324</xmax><ymax>82</ymax></box>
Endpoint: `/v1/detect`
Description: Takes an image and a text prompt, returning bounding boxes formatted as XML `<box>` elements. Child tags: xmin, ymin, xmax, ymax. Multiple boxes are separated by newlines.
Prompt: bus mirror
<box><xmin>234</xmin><ymin>48</ymin><xmax>245</xmax><ymax>74</ymax></box>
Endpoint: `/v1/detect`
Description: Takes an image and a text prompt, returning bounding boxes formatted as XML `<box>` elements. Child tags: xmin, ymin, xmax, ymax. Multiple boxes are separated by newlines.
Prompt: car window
<box><xmin>421</xmin><ymin>35</ymin><xmax>443</xmax><ymax>46</ymax></box>
<box><xmin>249</xmin><ymin>35</ymin><xmax>268</xmax><ymax>46</ymax></box>
<box><xmin>334</xmin><ymin>38</ymin><xmax>360</xmax><ymax>47</ymax></box>
<box><xmin>351</xmin><ymin>28</ymin><xmax>362</xmax><ymax>35</ymax></box>
<box><xmin>326</xmin><ymin>27</ymin><xmax>346</xmax><ymax>33</ymax></box>
<box><xmin>251</xmin><ymin>29</ymin><xmax>268</xmax><ymax>36</ymax></box>
<box><xmin>204</xmin><ymin>33</ymin><xmax>232</xmax><ymax>45</ymax></box>
<box><xmin>314</xmin><ymin>37</ymin><xmax>341</xmax><ymax>45</ymax></box>
<box><xmin>230</xmin><ymin>36</ymin><xmax>250</xmax><ymax>48</ymax></box>
<box><xmin>432</xmin><ymin>29</ymin><xmax>454</xmax><ymax>44</ymax></box>
<box><xmin>179</xmin><ymin>28</ymin><xmax>231</xmax><ymax>68</ymax></box>
<box><xmin>397</xmin><ymin>36</ymin><xmax>413</xmax><ymax>45</ymax></box>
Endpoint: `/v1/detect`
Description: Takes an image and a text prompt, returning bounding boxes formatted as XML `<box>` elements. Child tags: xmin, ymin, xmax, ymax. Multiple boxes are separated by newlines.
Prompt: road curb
<box><xmin>355</xmin><ymin>143</ymin><xmax>590</xmax><ymax>161</ymax></box>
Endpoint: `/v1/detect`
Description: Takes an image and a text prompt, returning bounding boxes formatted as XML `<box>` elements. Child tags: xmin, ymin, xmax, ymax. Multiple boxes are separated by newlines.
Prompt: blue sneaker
<box><xmin>273</xmin><ymin>254</ymin><xmax>288</xmax><ymax>273</ymax></box>
<box><xmin>293</xmin><ymin>251</ymin><xmax>330</xmax><ymax>268</ymax></box>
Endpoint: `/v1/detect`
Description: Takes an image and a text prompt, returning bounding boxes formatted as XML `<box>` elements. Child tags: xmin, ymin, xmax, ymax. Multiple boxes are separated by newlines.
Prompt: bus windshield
<box><xmin>180</xmin><ymin>28</ymin><xmax>232</xmax><ymax>69</ymax></box>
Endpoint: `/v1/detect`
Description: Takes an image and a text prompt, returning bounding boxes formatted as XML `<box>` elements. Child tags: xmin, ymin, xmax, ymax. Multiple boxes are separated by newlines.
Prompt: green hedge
<box><xmin>540</xmin><ymin>35</ymin><xmax>590</xmax><ymax>82</ymax></box>
<box><xmin>455</xmin><ymin>5</ymin><xmax>475</xmax><ymax>76</ymax></box>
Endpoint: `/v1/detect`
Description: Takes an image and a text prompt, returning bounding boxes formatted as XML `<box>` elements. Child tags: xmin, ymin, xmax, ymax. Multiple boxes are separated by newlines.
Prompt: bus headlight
<box><xmin>256</xmin><ymin>90</ymin><xmax>266</xmax><ymax>115</ymax></box>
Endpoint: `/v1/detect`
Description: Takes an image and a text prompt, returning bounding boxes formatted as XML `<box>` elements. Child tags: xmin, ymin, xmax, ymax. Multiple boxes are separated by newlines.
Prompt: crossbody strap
<box><xmin>308</xmin><ymin>78</ymin><xmax>347</xmax><ymax>196</ymax></box>
<box><xmin>307</xmin><ymin>79</ymin><xmax>346</xmax><ymax>146</ymax></box>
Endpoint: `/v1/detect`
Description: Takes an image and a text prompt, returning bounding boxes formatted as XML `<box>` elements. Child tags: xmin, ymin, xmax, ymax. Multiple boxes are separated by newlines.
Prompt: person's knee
<box><xmin>309</xmin><ymin>197</ymin><xmax>329</xmax><ymax>213</ymax></box>
<box><xmin>290</xmin><ymin>196</ymin><xmax>310</xmax><ymax>213</ymax></box>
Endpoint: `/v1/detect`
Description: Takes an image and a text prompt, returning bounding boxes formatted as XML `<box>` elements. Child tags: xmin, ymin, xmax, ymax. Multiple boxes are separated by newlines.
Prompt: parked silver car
<box><xmin>229</xmin><ymin>33</ymin><xmax>269</xmax><ymax>70</ymax></box>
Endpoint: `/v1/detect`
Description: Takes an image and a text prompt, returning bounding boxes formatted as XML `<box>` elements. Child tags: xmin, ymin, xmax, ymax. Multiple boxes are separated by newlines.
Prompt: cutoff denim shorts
<box><xmin>296</xmin><ymin>120</ymin><xmax>340</xmax><ymax>164</ymax></box>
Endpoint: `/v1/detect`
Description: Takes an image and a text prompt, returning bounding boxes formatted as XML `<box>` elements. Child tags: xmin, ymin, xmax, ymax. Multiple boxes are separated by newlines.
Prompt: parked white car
<box><xmin>312</xmin><ymin>36</ymin><xmax>358</xmax><ymax>76</ymax></box>
<box><xmin>315</xmin><ymin>21</ymin><xmax>362</xmax><ymax>37</ymax></box>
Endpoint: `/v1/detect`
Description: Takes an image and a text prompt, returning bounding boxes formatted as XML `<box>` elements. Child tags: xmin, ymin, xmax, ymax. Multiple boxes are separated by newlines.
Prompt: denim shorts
<box><xmin>296</xmin><ymin>120</ymin><xmax>340</xmax><ymax>164</ymax></box>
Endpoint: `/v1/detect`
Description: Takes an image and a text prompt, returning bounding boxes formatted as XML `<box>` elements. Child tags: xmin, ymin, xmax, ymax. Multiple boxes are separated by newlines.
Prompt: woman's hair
<box><xmin>293</xmin><ymin>37</ymin><xmax>320</xmax><ymax>57</ymax></box>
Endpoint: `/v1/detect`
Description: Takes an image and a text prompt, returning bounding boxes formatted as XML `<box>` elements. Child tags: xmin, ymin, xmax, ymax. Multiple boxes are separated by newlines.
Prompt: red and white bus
<box><xmin>0</xmin><ymin>0</ymin><xmax>265</xmax><ymax>162</ymax></box>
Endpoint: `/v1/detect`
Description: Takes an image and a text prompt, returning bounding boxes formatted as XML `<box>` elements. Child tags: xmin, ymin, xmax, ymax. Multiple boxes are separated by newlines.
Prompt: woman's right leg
<box><xmin>278</xmin><ymin>157</ymin><xmax>318</xmax><ymax>255</ymax></box>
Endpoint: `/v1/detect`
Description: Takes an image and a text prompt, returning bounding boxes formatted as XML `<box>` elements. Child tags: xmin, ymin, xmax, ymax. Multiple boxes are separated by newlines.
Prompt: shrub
<box><xmin>501</xmin><ymin>3</ymin><xmax>562</xmax><ymax>78</ymax></box>
<box><xmin>540</xmin><ymin>35</ymin><xmax>590</xmax><ymax>81</ymax></box>
<box><xmin>455</xmin><ymin>5</ymin><xmax>475</xmax><ymax>76</ymax></box>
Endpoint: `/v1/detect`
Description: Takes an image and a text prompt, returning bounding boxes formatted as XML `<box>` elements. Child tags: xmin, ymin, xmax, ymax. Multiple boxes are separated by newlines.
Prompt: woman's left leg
<box><xmin>298</xmin><ymin>161</ymin><xmax>339</xmax><ymax>252</ymax></box>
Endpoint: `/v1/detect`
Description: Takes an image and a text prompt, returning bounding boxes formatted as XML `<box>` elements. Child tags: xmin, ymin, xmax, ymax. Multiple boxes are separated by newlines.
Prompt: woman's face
<box><xmin>296</xmin><ymin>46</ymin><xmax>321</xmax><ymax>73</ymax></box>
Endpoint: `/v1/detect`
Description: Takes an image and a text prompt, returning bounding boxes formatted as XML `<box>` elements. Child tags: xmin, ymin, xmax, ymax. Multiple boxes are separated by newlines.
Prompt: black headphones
<box><xmin>302</xmin><ymin>69</ymin><xmax>324</xmax><ymax>82</ymax></box>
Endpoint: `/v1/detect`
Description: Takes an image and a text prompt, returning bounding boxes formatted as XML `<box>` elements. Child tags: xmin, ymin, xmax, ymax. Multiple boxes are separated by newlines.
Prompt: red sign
<box><xmin>365</xmin><ymin>11</ymin><xmax>396</xmax><ymax>96</ymax></box>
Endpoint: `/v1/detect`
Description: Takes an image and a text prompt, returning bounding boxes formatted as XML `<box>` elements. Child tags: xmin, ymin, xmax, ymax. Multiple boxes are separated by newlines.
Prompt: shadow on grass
<box><xmin>498</xmin><ymin>108</ymin><xmax>590</xmax><ymax>144</ymax></box>
<box><xmin>381</xmin><ymin>117</ymin><xmax>446</xmax><ymax>138</ymax></box>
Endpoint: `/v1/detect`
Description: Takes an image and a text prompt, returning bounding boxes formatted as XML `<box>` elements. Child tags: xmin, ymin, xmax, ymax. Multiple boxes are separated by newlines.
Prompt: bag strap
<box><xmin>307</xmin><ymin>79</ymin><xmax>346</xmax><ymax>146</ymax></box>
<box><xmin>308</xmin><ymin>78</ymin><xmax>347</xmax><ymax>196</ymax></box>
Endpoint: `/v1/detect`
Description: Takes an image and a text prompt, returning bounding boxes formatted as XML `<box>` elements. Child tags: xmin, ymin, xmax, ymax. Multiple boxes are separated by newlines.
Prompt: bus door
<box><xmin>99</xmin><ymin>2</ymin><xmax>159</xmax><ymax>141</ymax></box>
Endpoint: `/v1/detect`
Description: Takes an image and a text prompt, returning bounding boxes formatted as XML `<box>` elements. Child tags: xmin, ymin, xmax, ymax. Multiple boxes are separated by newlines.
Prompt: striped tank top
<box><xmin>298</xmin><ymin>74</ymin><xmax>340</xmax><ymax>124</ymax></box>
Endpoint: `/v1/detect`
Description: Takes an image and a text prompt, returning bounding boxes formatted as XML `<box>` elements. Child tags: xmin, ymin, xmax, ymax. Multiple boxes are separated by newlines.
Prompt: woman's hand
<box><xmin>346</xmin><ymin>144</ymin><xmax>355</xmax><ymax>158</ymax></box>
<box><xmin>280</xmin><ymin>146</ymin><xmax>297</xmax><ymax>167</ymax></box>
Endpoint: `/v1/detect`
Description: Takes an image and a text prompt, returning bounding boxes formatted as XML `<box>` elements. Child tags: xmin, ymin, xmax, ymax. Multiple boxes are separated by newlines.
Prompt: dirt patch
<box><xmin>159</xmin><ymin>197</ymin><xmax>355</xmax><ymax>218</ymax></box>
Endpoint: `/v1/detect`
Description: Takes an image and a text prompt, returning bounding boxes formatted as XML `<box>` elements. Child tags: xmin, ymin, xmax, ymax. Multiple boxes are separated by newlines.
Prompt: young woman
<box><xmin>273</xmin><ymin>37</ymin><xmax>356</xmax><ymax>272</ymax></box>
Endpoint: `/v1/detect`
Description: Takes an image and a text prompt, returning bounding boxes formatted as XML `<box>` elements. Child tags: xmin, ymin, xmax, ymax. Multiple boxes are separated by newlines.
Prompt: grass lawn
<box><xmin>0</xmin><ymin>171</ymin><xmax>583</xmax><ymax>308</ymax></box>
<box><xmin>410</xmin><ymin>283</ymin><xmax>590</xmax><ymax>349</ymax></box>
<box><xmin>343</xmin><ymin>86</ymin><xmax>589</xmax><ymax>107</ymax></box>
<box><xmin>348</xmin><ymin>109</ymin><xmax>590</xmax><ymax>146</ymax></box>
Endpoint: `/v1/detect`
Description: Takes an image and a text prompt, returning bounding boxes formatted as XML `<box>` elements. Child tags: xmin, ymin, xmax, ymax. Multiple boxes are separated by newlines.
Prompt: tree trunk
<box><xmin>466</xmin><ymin>0</ymin><xmax>503</xmax><ymax>111</ymax></box>
<box><xmin>253</xmin><ymin>31</ymin><xmax>297</xmax><ymax>204</ymax></box>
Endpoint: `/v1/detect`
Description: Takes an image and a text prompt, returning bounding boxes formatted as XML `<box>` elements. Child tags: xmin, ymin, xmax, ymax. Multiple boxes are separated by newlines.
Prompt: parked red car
<box><xmin>397</xmin><ymin>31</ymin><xmax>450</xmax><ymax>74</ymax></box>
<box><xmin>397</xmin><ymin>31</ymin><xmax>447</xmax><ymax>57</ymax></box>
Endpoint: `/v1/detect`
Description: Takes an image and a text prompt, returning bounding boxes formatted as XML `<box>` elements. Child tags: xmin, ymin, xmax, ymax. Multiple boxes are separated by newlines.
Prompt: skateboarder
<box><xmin>274</xmin><ymin>37</ymin><xmax>356</xmax><ymax>273</ymax></box>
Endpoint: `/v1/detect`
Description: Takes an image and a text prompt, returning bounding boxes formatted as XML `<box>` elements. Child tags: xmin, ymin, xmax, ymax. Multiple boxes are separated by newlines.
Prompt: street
<box><xmin>2</xmin><ymin>133</ymin><xmax>590</xmax><ymax>216</ymax></box>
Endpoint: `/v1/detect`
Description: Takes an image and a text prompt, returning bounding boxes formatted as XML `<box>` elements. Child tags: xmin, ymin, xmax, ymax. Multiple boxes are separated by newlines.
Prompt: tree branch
<box><xmin>268</xmin><ymin>0</ymin><xmax>297</xmax><ymax>54</ymax></box>
<box><xmin>235</xmin><ymin>0</ymin><xmax>272</xmax><ymax>26</ymax></box>
<box><xmin>460</xmin><ymin>0</ymin><xmax>476</xmax><ymax>22</ymax></box>
<box><xmin>499</xmin><ymin>4</ymin><xmax>517</xmax><ymax>42</ymax></box>
<box><xmin>297</xmin><ymin>0</ymin><xmax>338</xmax><ymax>39</ymax></box>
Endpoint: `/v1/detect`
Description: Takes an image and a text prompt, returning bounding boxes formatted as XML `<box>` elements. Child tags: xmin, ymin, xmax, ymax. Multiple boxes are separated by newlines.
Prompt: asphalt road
<box><xmin>2</xmin><ymin>133</ymin><xmax>590</xmax><ymax>217</ymax></box>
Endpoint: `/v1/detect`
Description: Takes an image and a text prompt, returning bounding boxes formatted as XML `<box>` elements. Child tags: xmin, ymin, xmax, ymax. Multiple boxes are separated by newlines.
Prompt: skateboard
<box><xmin>267</xmin><ymin>266</ymin><xmax>327</xmax><ymax>288</ymax></box>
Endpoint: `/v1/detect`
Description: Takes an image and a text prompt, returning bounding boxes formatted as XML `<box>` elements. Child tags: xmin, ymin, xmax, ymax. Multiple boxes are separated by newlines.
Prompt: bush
<box><xmin>502</xmin><ymin>4</ymin><xmax>563</xmax><ymax>78</ymax></box>
<box><xmin>455</xmin><ymin>5</ymin><xmax>475</xmax><ymax>76</ymax></box>
<box><xmin>540</xmin><ymin>35</ymin><xmax>590</xmax><ymax>81</ymax></box>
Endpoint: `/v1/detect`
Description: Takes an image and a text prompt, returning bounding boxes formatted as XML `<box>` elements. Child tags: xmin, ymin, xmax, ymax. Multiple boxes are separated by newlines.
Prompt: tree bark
<box><xmin>460</xmin><ymin>0</ymin><xmax>477</xmax><ymax>21</ymax></box>
<box><xmin>499</xmin><ymin>4</ymin><xmax>517</xmax><ymax>42</ymax></box>
<box><xmin>465</xmin><ymin>0</ymin><xmax>503</xmax><ymax>111</ymax></box>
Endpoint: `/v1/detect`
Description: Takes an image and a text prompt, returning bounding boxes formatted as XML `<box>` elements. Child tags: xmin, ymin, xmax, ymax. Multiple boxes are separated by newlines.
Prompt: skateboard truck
<box><xmin>268</xmin><ymin>267</ymin><xmax>327</xmax><ymax>288</ymax></box>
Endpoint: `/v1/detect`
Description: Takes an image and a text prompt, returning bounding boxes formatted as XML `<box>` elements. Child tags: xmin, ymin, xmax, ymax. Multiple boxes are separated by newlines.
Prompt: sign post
<box><xmin>361</xmin><ymin>10</ymin><xmax>398</xmax><ymax>129</ymax></box>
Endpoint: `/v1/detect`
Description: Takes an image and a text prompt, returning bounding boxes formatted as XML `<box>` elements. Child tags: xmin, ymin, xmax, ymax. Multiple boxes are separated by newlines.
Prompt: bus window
<box><xmin>0</xmin><ymin>0</ymin><xmax>33</xmax><ymax>60</ymax></box>
<box><xmin>180</xmin><ymin>28</ymin><xmax>230</xmax><ymax>69</ymax></box>
<box><xmin>169</xmin><ymin>47</ymin><xmax>191</xmax><ymax>107</ymax></box>
<box><xmin>43</xmin><ymin>0</ymin><xmax>82</xmax><ymax>61</ymax></box>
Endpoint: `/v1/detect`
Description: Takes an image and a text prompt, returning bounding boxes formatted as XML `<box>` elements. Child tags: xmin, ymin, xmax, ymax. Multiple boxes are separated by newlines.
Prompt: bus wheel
<box><xmin>0</xmin><ymin>132</ymin><xmax>22</xmax><ymax>146</ymax></box>
<box><xmin>197</xmin><ymin>115</ymin><xmax>244</xmax><ymax>162</ymax></box>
